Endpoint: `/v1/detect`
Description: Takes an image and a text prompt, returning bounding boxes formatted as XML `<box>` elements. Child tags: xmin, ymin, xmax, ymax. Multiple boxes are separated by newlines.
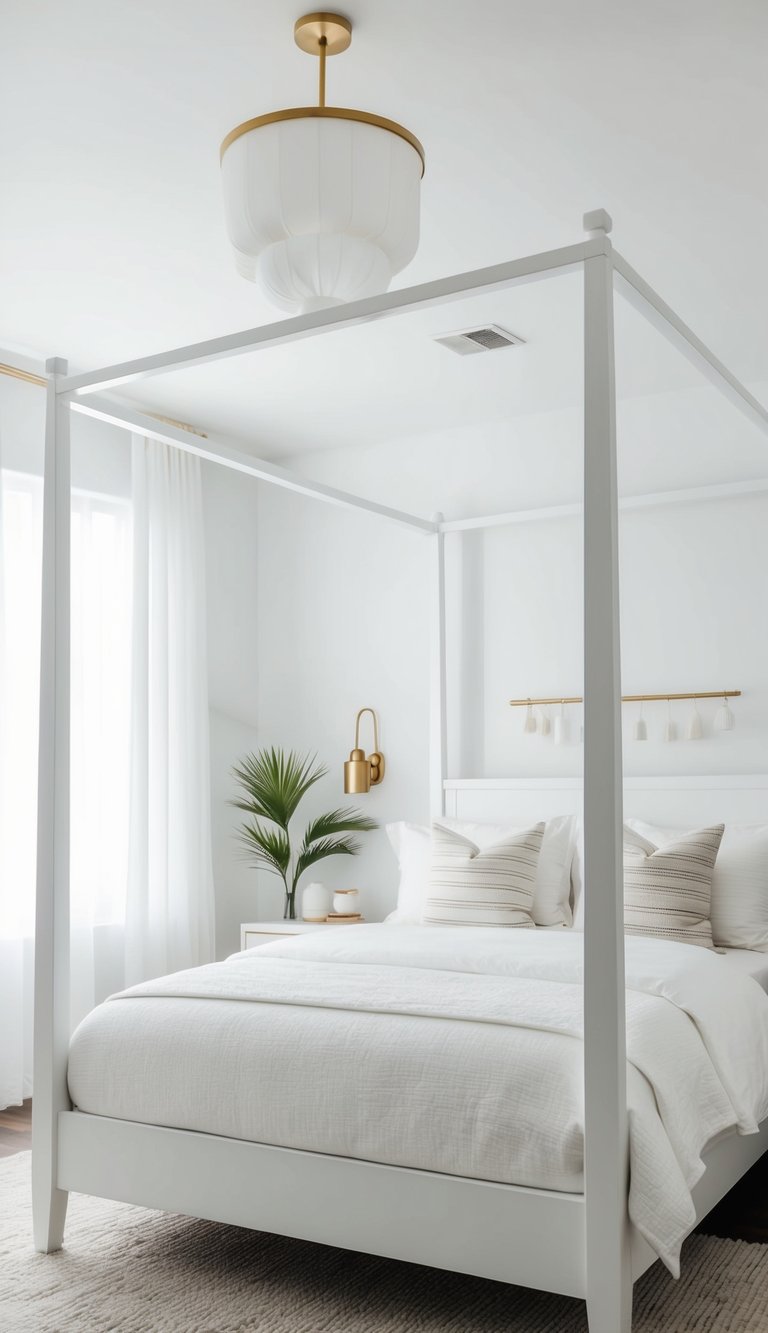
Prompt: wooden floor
<box><xmin>0</xmin><ymin>1100</ymin><xmax>32</xmax><ymax>1158</ymax></box>
<box><xmin>1</xmin><ymin>1100</ymin><xmax>767</xmax><ymax>1243</ymax></box>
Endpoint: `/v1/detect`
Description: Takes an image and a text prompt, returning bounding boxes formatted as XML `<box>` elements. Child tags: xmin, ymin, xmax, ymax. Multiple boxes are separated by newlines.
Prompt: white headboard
<box><xmin>444</xmin><ymin>776</ymin><xmax>768</xmax><ymax>826</ymax></box>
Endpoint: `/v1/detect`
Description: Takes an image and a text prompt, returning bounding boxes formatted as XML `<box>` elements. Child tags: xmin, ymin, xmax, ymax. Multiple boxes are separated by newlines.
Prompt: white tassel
<box><xmin>687</xmin><ymin>700</ymin><xmax>703</xmax><ymax>740</ymax></box>
<box><xmin>554</xmin><ymin>701</ymin><xmax>570</xmax><ymax>746</ymax></box>
<box><xmin>538</xmin><ymin>707</ymin><xmax>552</xmax><ymax>738</ymax></box>
<box><xmin>633</xmin><ymin>703</ymin><xmax>647</xmax><ymax>742</ymax></box>
<box><xmin>714</xmin><ymin>696</ymin><xmax>735</xmax><ymax>732</ymax></box>
<box><xmin>663</xmin><ymin>699</ymin><xmax>678</xmax><ymax>743</ymax></box>
<box><xmin>523</xmin><ymin>702</ymin><xmax>538</xmax><ymax>734</ymax></box>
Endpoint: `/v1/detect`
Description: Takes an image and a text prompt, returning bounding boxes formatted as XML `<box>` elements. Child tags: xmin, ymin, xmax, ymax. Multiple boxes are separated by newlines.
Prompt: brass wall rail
<box><xmin>509</xmin><ymin>690</ymin><xmax>742</xmax><ymax>707</ymax></box>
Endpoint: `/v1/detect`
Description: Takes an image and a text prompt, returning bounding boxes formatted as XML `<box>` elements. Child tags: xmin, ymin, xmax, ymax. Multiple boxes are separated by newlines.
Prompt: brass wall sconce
<box><xmin>344</xmin><ymin>708</ymin><xmax>385</xmax><ymax>793</ymax></box>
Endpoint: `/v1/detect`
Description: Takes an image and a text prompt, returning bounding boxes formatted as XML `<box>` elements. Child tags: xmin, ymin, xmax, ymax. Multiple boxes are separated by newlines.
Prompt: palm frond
<box><xmin>293</xmin><ymin>834</ymin><xmax>363</xmax><ymax>885</ymax></box>
<box><xmin>236</xmin><ymin>819</ymin><xmax>291</xmax><ymax>880</ymax></box>
<box><xmin>302</xmin><ymin>807</ymin><xmax>378</xmax><ymax>847</ymax></box>
<box><xmin>230</xmin><ymin>748</ymin><xmax>327</xmax><ymax>830</ymax></box>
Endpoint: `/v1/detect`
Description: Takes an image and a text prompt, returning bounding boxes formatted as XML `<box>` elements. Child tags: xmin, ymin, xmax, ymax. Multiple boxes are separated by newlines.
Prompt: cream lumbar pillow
<box><xmin>623</xmin><ymin>824</ymin><xmax>725</xmax><ymax>949</ymax></box>
<box><xmin>386</xmin><ymin>816</ymin><xmax>576</xmax><ymax>927</ymax></box>
<box><xmin>423</xmin><ymin>822</ymin><xmax>545</xmax><ymax>928</ymax></box>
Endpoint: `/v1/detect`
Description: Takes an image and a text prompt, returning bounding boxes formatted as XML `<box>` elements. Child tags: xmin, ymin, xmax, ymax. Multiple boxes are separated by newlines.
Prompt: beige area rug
<box><xmin>1</xmin><ymin>1153</ymin><xmax>767</xmax><ymax>1333</ymax></box>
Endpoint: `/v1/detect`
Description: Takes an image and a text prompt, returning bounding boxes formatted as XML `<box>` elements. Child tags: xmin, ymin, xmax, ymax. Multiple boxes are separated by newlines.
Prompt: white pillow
<box><xmin>424</xmin><ymin>822</ymin><xmax>544</xmax><ymax>928</ymax></box>
<box><xmin>626</xmin><ymin>819</ymin><xmax>768</xmax><ymax>953</ymax></box>
<box><xmin>386</xmin><ymin>814</ymin><xmax>576</xmax><ymax>927</ymax></box>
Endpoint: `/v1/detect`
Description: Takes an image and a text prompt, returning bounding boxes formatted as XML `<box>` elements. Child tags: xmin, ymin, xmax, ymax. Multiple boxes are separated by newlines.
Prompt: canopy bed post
<box><xmin>430</xmin><ymin>514</ymin><xmax>447</xmax><ymax>817</ymax></box>
<box><xmin>32</xmin><ymin>360</ymin><xmax>72</xmax><ymax>1253</ymax></box>
<box><xmin>581</xmin><ymin>215</ymin><xmax>631</xmax><ymax>1332</ymax></box>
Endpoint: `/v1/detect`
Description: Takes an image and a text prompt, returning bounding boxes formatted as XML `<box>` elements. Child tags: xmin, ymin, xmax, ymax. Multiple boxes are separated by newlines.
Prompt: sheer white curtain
<box><xmin>0</xmin><ymin>427</ymin><xmax>215</xmax><ymax>1108</ymax></box>
<box><xmin>70</xmin><ymin>486</ymin><xmax>133</xmax><ymax>1027</ymax></box>
<box><xmin>125</xmin><ymin>435</ymin><xmax>215</xmax><ymax>984</ymax></box>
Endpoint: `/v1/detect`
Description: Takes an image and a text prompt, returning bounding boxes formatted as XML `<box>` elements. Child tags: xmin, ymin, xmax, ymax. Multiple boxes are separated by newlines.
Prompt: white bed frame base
<box><xmin>55</xmin><ymin>1109</ymin><xmax>768</xmax><ymax>1304</ymax></box>
<box><xmin>24</xmin><ymin>213</ymin><xmax>768</xmax><ymax>1332</ymax></box>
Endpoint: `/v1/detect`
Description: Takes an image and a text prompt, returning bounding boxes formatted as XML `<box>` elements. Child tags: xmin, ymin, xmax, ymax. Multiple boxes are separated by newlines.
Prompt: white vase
<box><xmin>301</xmin><ymin>882</ymin><xmax>332</xmax><ymax>922</ymax></box>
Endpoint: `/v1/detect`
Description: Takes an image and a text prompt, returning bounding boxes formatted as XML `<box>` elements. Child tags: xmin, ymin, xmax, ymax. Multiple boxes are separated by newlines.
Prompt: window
<box><xmin>0</xmin><ymin>471</ymin><xmax>132</xmax><ymax>938</ymax></box>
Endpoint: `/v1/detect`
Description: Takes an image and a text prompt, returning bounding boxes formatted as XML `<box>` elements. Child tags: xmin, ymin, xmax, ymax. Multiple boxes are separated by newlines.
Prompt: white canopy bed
<box><xmin>26</xmin><ymin>211</ymin><xmax>768</xmax><ymax>1333</ymax></box>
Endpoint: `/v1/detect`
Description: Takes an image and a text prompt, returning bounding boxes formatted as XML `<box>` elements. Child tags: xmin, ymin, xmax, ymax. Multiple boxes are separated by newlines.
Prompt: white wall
<box><xmin>254</xmin><ymin>409</ymin><xmax>768</xmax><ymax>921</ymax></box>
<box><xmin>479</xmin><ymin>497</ymin><xmax>768</xmax><ymax>776</ymax></box>
<box><xmin>256</xmin><ymin>483</ymin><xmax>431</xmax><ymax>925</ymax></box>
<box><xmin>0</xmin><ymin>373</ymin><xmax>130</xmax><ymax>492</ymax></box>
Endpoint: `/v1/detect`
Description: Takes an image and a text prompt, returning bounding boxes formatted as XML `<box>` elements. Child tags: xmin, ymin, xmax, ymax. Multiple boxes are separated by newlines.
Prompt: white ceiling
<box><xmin>2</xmin><ymin>0</ymin><xmax>767</xmax><ymax>457</ymax></box>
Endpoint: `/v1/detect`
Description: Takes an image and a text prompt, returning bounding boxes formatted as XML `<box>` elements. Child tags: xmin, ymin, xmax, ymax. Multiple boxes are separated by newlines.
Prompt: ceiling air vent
<box><xmin>434</xmin><ymin>324</ymin><xmax>526</xmax><ymax>356</ymax></box>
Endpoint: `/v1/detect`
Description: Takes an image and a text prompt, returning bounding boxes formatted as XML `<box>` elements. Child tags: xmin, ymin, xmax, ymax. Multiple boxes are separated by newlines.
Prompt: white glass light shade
<box><xmin>714</xmin><ymin>700</ymin><xmax>736</xmax><ymax>732</ymax></box>
<box><xmin>221</xmin><ymin>114</ymin><xmax>422</xmax><ymax>314</ymax></box>
<box><xmin>554</xmin><ymin>711</ymin><xmax>570</xmax><ymax>746</ymax></box>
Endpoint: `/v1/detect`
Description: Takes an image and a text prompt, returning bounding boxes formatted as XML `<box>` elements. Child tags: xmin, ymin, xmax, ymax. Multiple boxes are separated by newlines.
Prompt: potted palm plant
<box><xmin>231</xmin><ymin>748</ymin><xmax>378</xmax><ymax>920</ymax></box>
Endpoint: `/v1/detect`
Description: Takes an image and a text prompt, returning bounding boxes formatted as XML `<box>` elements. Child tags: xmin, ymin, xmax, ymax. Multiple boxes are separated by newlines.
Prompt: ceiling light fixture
<box><xmin>220</xmin><ymin>12</ymin><xmax>425</xmax><ymax>316</ymax></box>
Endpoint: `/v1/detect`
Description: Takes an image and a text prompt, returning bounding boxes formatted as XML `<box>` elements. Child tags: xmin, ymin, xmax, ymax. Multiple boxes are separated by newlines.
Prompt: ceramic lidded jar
<box><xmin>332</xmin><ymin>889</ymin><xmax>360</xmax><ymax>916</ymax></box>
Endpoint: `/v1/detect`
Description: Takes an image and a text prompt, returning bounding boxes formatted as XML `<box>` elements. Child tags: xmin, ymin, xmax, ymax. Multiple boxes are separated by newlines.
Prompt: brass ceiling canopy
<box><xmin>294</xmin><ymin>12</ymin><xmax>352</xmax><ymax>57</ymax></box>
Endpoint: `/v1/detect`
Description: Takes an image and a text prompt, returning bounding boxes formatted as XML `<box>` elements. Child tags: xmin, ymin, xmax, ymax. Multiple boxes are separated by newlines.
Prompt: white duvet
<box><xmin>67</xmin><ymin>925</ymin><xmax>768</xmax><ymax>1276</ymax></box>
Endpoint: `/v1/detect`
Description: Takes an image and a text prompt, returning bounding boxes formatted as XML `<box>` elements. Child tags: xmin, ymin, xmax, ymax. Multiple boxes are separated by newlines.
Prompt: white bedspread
<box><xmin>67</xmin><ymin>926</ymin><xmax>768</xmax><ymax>1275</ymax></box>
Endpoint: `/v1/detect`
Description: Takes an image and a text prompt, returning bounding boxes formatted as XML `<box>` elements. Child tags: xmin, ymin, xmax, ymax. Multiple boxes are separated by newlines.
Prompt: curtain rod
<box><xmin>0</xmin><ymin>362</ymin><xmax>46</xmax><ymax>387</ymax></box>
<box><xmin>0</xmin><ymin>364</ymin><xmax>207</xmax><ymax>438</ymax></box>
<box><xmin>509</xmin><ymin>690</ymin><xmax>742</xmax><ymax>707</ymax></box>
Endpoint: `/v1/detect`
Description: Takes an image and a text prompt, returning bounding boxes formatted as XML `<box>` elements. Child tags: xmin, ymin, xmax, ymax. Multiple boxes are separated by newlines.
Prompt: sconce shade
<box><xmin>344</xmin><ymin>748</ymin><xmax>371</xmax><ymax>794</ymax></box>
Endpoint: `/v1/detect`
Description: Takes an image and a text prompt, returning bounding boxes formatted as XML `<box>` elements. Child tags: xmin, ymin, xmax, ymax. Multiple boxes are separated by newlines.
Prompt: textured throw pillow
<box><xmin>386</xmin><ymin>815</ymin><xmax>575</xmax><ymax>926</ymax></box>
<box><xmin>423</xmin><ymin>822</ymin><xmax>545</xmax><ymax>928</ymax></box>
<box><xmin>626</xmin><ymin>820</ymin><xmax>768</xmax><ymax>953</ymax></box>
<box><xmin>623</xmin><ymin>824</ymin><xmax>724</xmax><ymax>949</ymax></box>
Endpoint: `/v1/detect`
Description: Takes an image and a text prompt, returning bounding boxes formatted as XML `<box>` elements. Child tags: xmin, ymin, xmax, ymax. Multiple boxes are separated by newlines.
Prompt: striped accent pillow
<box><xmin>624</xmin><ymin>824</ymin><xmax>725</xmax><ymax>949</ymax></box>
<box><xmin>423</xmin><ymin>822</ymin><xmax>545</xmax><ymax>928</ymax></box>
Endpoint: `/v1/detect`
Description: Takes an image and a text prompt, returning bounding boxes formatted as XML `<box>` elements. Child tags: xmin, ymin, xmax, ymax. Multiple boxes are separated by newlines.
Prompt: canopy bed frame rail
<box><xmin>52</xmin><ymin>1109</ymin><xmax>768</xmax><ymax>1300</ymax></box>
<box><xmin>26</xmin><ymin>212</ymin><xmax>768</xmax><ymax>1333</ymax></box>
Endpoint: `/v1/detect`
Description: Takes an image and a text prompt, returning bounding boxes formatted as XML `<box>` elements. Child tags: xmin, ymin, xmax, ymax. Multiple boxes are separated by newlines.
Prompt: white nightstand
<box><xmin>240</xmin><ymin>921</ymin><xmax>330</xmax><ymax>951</ymax></box>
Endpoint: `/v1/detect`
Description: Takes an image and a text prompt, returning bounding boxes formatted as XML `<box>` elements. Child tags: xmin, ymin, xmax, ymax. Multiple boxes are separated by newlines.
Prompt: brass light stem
<box><xmin>318</xmin><ymin>36</ymin><xmax>327</xmax><ymax>107</ymax></box>
<box><xmin>354</xmin><ymin>707</ymin><xmax>379</xmax><ymax>753</ymax></box>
